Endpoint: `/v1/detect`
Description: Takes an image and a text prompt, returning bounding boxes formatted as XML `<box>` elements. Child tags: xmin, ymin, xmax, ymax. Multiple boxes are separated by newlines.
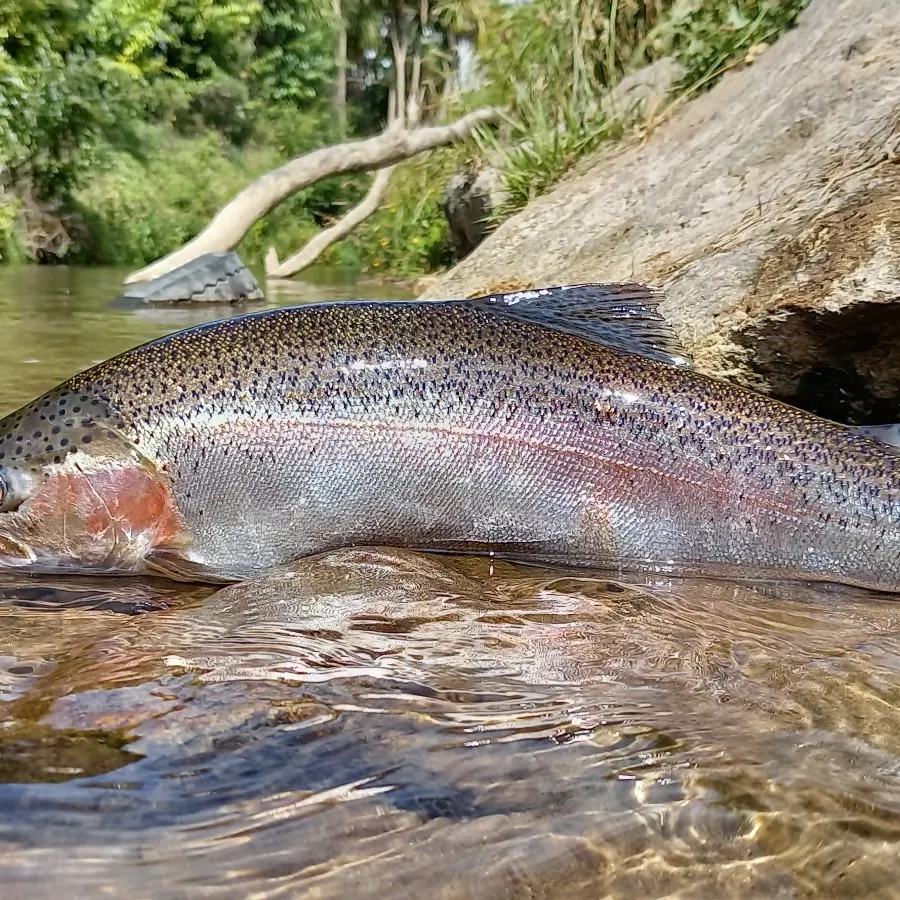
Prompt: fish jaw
<box><xmin>0</xmin><ymin>443</ymin><xmax>196</xmax><ymax>576</ymax></box>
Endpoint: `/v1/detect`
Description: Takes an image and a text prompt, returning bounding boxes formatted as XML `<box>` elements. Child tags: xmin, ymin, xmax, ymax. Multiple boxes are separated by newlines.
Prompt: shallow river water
<box><xmin>0</xmin><ymin>267</ymin><xmax>899</xmax><ymax>899</ymax></box>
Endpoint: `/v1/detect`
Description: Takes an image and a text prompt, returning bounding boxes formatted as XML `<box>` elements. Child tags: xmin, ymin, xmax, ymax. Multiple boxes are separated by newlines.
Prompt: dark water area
<box><xmin>1</xmin><ymin>267</ymin><xmax>900</xmax><ymax>899</ymax></box>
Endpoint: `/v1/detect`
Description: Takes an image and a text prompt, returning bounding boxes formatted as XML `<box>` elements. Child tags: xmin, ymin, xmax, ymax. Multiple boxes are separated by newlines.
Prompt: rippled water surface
<box><xmin>1</xmin><ymin>267</ymin><xmax>900</xmax><ymax>899</ymax></box>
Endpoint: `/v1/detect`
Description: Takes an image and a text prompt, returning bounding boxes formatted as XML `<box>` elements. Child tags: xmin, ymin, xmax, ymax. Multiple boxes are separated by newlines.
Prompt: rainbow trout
<box><xmin>0</xmin><ymin>283</ymin><xmax>898</xmax><ymax>591</ymax></box>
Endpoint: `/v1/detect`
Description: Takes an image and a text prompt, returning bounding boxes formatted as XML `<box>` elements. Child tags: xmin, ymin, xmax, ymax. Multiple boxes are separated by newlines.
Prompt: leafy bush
<box><xmin>173</xmin><ymin>74</ymin><xmax>255</xmax><ymax>146</ymax></box>
<box><xmin>340</xmin><ymin>146</ymin><xmax>472</xmax><ymax>277</ymax></box>
<box><xmin>70</xmin><ymin>126</ymin><xmax>320</xmax><ymax>266</ymax></box>
<box><xmin>0</xmin><ymin>194</ymin><xmax>26</xmax><ymax>263</ymax></box>
<box><xmin>647</xmin><ymin>0</ymin><xmax>810</xmax><ymax>90</ymax></box>
<box><xmin>474</xmin><ymin>94</ymin><xmax>623</xmax><ymax>220</ymax></box>
<box><xmin>0</xmin><ymin>45</ymin><xmax>144</xmax><ymax>201</ymax></box>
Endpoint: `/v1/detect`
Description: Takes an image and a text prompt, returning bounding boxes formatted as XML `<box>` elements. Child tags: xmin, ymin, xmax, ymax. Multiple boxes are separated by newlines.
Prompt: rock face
<box><xmin>443</xmin><ymin>165</ymin><xmax>502</xmax><ymax>260</ymax></box>
<box><xmin>118</xmin><ymin>251</ymin><xmax>264</xmax><ymax>305</ymax></box>
<box><xmin>423</xmin><ymin>0</ymin><xmax>900</xmax><ymax>425</ymax></box>
<box><xmin>600</xmin><ymin>57</ymin><xmax>686</xmax><ymax>123</ymax></box>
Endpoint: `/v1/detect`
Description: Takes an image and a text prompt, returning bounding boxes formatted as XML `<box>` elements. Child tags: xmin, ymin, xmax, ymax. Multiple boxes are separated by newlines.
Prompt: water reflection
<box><xmin>1</xmin><ymin>548</ymin><xmax>900</xmax><ymax>897</ymax></box>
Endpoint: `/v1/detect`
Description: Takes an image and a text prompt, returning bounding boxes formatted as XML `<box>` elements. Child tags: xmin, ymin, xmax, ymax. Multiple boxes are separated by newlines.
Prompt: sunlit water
<box><xmin>1</xmin><ymin>267</ymin><xmax>899</xmax><ymax>898</ymax></box>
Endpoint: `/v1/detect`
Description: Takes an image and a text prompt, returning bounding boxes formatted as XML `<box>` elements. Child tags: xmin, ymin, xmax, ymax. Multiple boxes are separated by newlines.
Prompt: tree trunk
<box><xmin>124</xmin><ymin>107</ymin><xmax>501</xmax><ymax>285</ymax></box>
<box><xmin>406</xmin><ymin>0</ymin><xmax>429</xmax><ymax>127</ymax></box>
<box><xmin>408</xmin><ymin>50</ymin><xmax>422</xmax><ymax>127</ymax></box>
<box><xmin>265</xmin><ymin>166</ymin><xmax>396</xmax><ymax>279</ymax></box>
<box><xmin>388</xmin><ymin>3</ymin><xmax>411</xmax><ymax>128</ymax></box>
<box><xmin>333</xmin><ymin>0</ymin><xmax>348</xmax><ymax>133</ymax></box>
<box><xmin>390</xmin><ymin>34</ymin><xmax>408</xmax><ymax>127</ymax></box>
<box><xmin>421</xmin><ymin>0</ymin><xmax>900</xmax><ymax>427</ymax></box>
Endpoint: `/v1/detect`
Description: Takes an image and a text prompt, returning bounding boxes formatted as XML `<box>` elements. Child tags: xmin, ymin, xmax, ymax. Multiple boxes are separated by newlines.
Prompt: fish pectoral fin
<box><xmin>143</xmin><ymin>548</ymin><xmax>239</xmax><ymax>584</ymax></box>
<box><xmin>462</xmin><ymin>283</ymin><xmax>693</xmax><ymax>368</ymax></box>
<box><xmin>851</xmin><ymin>424</ymin><xmax>900</xmax><ymax>453</ymax></box>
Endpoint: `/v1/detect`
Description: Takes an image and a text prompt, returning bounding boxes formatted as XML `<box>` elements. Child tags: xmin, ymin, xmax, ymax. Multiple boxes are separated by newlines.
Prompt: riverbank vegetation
<box><xmin>1</xmin><ymin>0</ymin><xmax>809</xmax><ymax>278</ymax></box>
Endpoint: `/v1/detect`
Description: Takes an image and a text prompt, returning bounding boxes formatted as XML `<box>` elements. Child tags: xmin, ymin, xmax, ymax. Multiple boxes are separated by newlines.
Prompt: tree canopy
<box><xmin>0</xmin><ymin>0</ymin><xmax>495</xmax><ymax>201</ymax></box>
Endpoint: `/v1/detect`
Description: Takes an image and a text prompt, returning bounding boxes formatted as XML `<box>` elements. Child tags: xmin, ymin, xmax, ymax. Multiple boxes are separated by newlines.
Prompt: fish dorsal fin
<box><xmin>851</xmin><ymin>424</ymin><xmax>900</xmax><ymax>455</ymax></box>
<box><xmin>463</xmin><ymin>283</ymin><xmax>693</xmax><ymax>368</ymax></box>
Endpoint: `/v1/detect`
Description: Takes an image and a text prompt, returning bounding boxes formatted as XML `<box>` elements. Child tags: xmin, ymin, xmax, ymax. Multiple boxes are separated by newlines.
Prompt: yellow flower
<box><xmin>411</xmin><ymin>236</ymin><xmax>420</xmax><ymax>245</ymax></box>
<box><xmin>379</xmin><ymin>238</ymin><xmax>389</xmax><ymax>247</ymax></box>
<box><xmin>373</xmin><ymin>259</ymin><xmax>381</xmax><ymax>267</ymax></box>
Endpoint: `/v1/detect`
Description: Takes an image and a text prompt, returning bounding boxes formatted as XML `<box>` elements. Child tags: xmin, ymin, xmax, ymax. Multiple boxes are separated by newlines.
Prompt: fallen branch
<box><xmin>265</xmin><ymin>166</ymin><xmax>396</xmax><ymax>279</ymax></box>
<box><xmin>125</xmin><ymin>107</ymin><xmax>502</xmax><ymax>284</ymax></box>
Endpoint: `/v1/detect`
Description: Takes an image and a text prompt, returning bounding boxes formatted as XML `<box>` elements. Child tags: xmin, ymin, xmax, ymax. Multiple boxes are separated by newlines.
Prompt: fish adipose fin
<box><xmin>852</xmin><ymin>424</ymin><xmax>900</xmax><ymax>453</ymax></box>
<box><xmin>464</xmin><ymin>282</ymin><xmax>693</xmax><ymax>368</ymax></box>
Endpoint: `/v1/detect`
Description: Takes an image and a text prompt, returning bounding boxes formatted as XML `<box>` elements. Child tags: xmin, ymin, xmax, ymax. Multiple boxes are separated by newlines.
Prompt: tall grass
<box><xmin>474</xmin><ymin>96</ymin><xmax>623</xmax><ymax>221</ymax></box>
<box><xmin>475</xmin><ymin>0</ymin><xmax>810</xmax><ymax>221</ymax></box>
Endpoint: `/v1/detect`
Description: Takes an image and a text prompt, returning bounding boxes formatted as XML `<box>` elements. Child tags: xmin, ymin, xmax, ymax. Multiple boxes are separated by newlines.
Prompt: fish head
<box><xmin>0</xmin><ymin>390</ymin><xmax>188</xmax><ymax>575</ymax></box>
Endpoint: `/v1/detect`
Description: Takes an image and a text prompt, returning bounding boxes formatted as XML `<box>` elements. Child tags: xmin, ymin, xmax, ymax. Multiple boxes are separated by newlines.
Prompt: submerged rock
<box><xmin>117</xmin><ymin>251</ymin><xmax>264</xmax><ymax>305</ymax></box>
<box><xmin>423</xmin><ymin>0</ymin><xmax>900</xmax><ymax>425</ymax></box>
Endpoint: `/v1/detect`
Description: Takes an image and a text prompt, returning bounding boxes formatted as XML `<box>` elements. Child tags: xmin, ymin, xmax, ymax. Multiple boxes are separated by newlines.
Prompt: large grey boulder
<box><xmin>118</xmin><ymin>251</ymin><xmax>264</xmax><ymax>305</ymax></box>
<box><xmin>422</xmin><ymin>0</ymin><xmax>900</xmax><ymax>425</ymax></box>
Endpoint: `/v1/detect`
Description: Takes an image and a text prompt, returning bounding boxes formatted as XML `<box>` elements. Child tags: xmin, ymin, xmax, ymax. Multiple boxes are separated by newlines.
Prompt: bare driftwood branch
<box><xmin>265</xmin><ymin>166</ymin><xmax>396</xmax><ymax>279</ymax></box>
<box><xmin>124</xmin><ymin>107</ymin><xmax>502</xmax><ymax>284</ymax></box>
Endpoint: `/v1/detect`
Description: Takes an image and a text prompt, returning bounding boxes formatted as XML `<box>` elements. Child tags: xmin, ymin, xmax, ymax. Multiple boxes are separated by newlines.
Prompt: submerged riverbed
<box><xmin>1</xmin><ymin>267</ymin><xmax>900</xmax><ymax>898</ymax></box>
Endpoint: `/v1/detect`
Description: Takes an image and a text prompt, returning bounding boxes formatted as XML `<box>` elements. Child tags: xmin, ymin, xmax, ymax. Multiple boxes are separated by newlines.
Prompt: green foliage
<box><xmin>476</xmin><ymin>0</ymin><xmax>668</xmax><ymax>112</ymax></box>
<box><xmin>342</xmin><ymin>146</ymin><xmax>471</xmax><ymax>277</ymax></box>
<box><xmin>644</xmin><ymin>0</ymin><xmax>810</xmax><ymax>90</ymax></box>
<box><xmin>0</xmin><ymin>195</ymin><xmax>26</xmax><ymax>264</ymax></box>
<box><xmin>467</xmin><ymin>0</ymin><xmax>661</xmax><ymax>220</ymax></box>
<box><xmin>475</xmin><ymin>97</ymin><xmax>623</xmax><ymax>220</ymax></box>
<box><xmin>0</xmin><ymin>25</ymin><xmax>145</xmax><ymax>199</ymax></box>
<box><xmin>69</xmin><ymin>126</ymin><xmax>319</xmax><ymax>266</ymax></box>
<box><xmin>249</xmin><ymin>0</ymin><xmax>338</xmax><ymax>106</ymax></box>
<box><xmin>0</xmin><ymin>0</ymin><xmax>340</xmax><ymax>200</ymax></box>
<box><xmin>471</xmin><ymin>0</ymin><xmax>809</xmax><ymax>222</ymax></box>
